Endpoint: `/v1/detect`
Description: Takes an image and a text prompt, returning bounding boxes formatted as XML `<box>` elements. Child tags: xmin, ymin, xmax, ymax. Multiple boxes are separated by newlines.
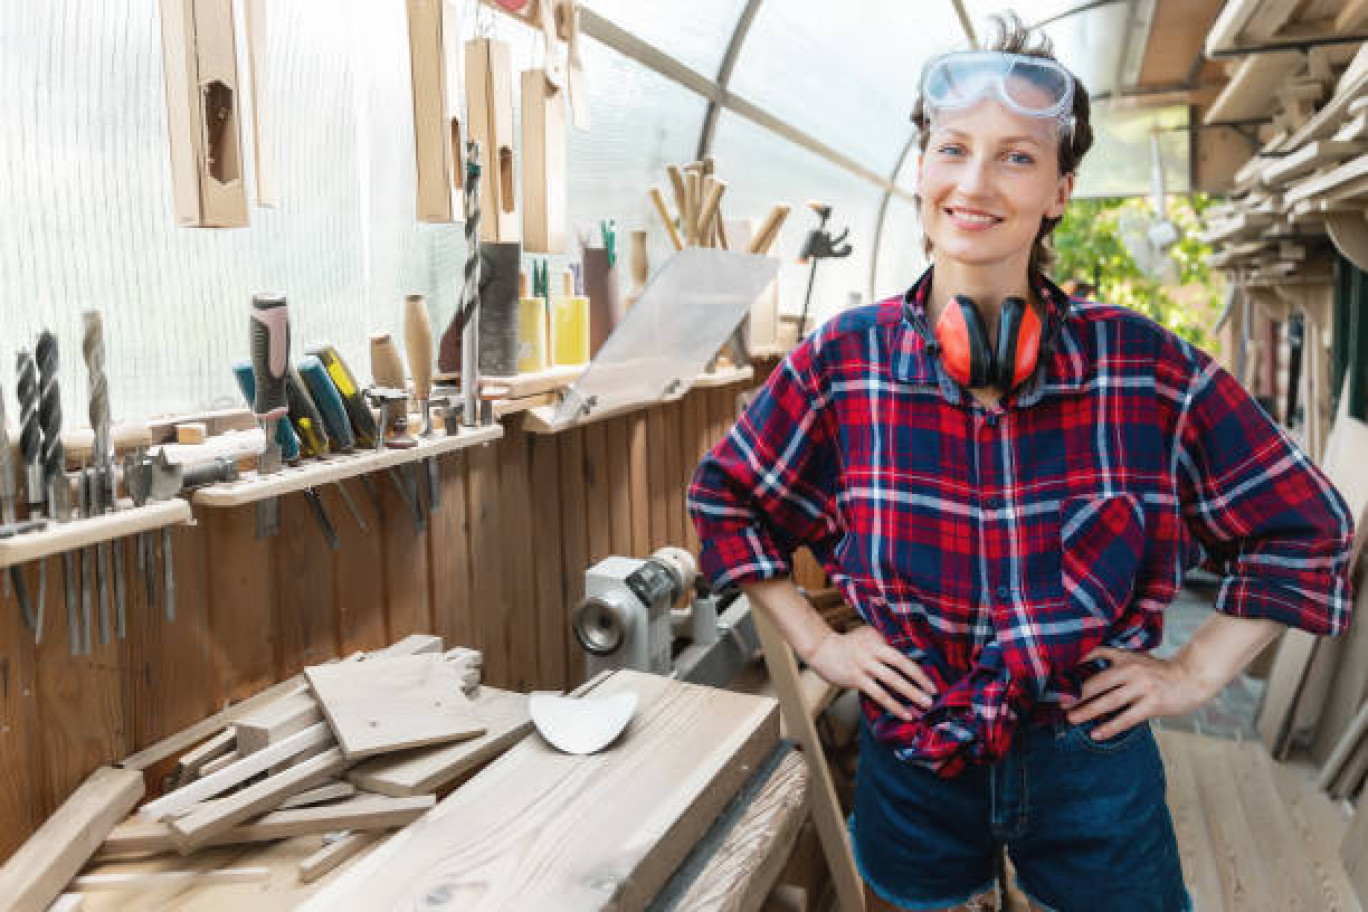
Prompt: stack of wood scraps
<box><xmin>3</xmin><ymin>633</ymin><xmax>536</xmax><ymax>908</ymax></box>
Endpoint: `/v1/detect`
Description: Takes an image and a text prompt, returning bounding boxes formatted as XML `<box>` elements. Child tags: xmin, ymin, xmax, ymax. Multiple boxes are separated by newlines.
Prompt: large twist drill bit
<box><xmin>37</xmin><ymin>332</ymin><xmax>80</xmax><ymax>653</ymax></box>
<box><xmin>83</xmin><ymin>312</ymin><xmax>115</xmax><ymax>642</ymax></box>
<box><xmin>15</xmin><ymin>350</ymin><xmax>44</xmax><ymax>641</ymax></box>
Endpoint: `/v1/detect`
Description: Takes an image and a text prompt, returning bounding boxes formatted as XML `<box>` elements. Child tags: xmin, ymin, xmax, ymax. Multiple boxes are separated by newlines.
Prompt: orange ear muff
<box><xmin>999</xmin><ymin>298</ymin><xmax>1043</xmax><ymax>390</ymax></box>
<box><xmin>934</xmin><ymin>295</ymin><xmax>993</xmax><ymax>388</ymax></box>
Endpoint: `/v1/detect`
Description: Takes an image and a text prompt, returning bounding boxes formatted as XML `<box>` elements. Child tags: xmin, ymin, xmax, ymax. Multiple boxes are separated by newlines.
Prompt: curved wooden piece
<box><xmin>1325</xmin><ymin>210</ymin><xmax>1368</xmax><ymax>273</ymax></box>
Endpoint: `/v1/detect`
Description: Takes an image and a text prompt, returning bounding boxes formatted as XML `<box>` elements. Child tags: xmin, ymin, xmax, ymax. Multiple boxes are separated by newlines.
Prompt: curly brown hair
<box><xmin>910</xmin><ymin>12</ymin><xmax>1095</xmax><ymax>274</ymax></box>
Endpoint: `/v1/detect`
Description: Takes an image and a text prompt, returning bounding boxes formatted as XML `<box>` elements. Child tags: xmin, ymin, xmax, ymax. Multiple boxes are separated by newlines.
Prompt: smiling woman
<box><xmin>689</xmin><ymin>9</ymin><xmax>1356</xmax><ymax>912</ymax></box>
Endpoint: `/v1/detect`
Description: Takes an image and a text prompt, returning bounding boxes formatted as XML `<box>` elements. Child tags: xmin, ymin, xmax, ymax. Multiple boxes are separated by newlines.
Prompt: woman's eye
<box><xmin>1006</xmin><ymin>151</ymin><xmax>1035</xmax><ymax>165</ymax></box>
<box><xmin>936</xmin><ymin>144</ymin><xmax>965</xmax><ymax>157</ymax></box>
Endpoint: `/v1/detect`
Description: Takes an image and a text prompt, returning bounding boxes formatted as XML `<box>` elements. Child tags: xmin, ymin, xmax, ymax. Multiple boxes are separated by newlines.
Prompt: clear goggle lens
<box><xmin>922</xmin><ymin>51</ymin><xmax>1075</xmax><ymax>126</ymax></box>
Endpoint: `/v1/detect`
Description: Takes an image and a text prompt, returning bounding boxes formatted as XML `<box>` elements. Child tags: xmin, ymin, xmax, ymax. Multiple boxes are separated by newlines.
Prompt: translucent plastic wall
<box><xmin>1</xmin><ymin>1</ymin><xmax>1187</xmax><ymax>422</ymax></box>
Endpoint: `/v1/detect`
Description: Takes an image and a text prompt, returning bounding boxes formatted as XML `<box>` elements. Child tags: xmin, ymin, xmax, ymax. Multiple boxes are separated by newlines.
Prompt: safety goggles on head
<box><xmin>920</xmin><ymin>50</ymin><xmax>1076</xmax><ymax>132</ymax></box>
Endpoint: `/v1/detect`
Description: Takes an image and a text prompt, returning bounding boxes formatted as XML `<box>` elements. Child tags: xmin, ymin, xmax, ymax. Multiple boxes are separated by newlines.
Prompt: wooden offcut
<box><xmin>465</xmin><ymin>37</ymin><xmax>518</xmax><ymax>243</ymax></box>
<box><xmin>235</xmin><ymin>691</ymin><xmax>323</xmax><ymax>754</ymax></box>
<box><xmin>521</xmin><ymin>67</ymin><xmax>567</xmax><ymax>253</ymax></box>
<box><xmin>0</xmin><ymin>766</ymin><xmax>144</xmax><ymax>912</ymax></box>
<box><xmin>346</xmin><ymin>686</ymin><xmax>529</xmax><ymax>797</ymax></box>
<box><xmin>298</xmin><ymin>831</ymin><xmax>382</xmax><ymax>884</ymax></box>
<box><xmin>300</xmin><ymin>669</ymin><xmax>779</xmax><ymax>910</ymax></box>
<box><xmin>305</xmin><ymin>654</ymin><xmax>483</xmax><ymax>759</ymax></box>
<box><xmin>406</xmin><ymin>0</ymin><xmax>462</xmax><ymax>222</ymax></box>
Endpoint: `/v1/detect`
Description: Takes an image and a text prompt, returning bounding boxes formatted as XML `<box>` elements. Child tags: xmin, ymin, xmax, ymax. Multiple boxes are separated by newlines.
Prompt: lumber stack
<box><xmin>300</xmin><ymin>667</ymin><xmax>780</xmax><ymax>910</ymax></box>
<box><xmin>12</xmin><ymin>634</ymin><xmax>526</xmax><ymax>905</ymax></box>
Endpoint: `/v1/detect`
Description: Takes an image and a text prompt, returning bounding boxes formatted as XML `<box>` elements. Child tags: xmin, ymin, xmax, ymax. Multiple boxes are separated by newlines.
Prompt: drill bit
<box><xmin>15</xmin><ymin>351</ymin><xmax>44</xmax><ymax>641</ymax></box>
<box><xmin>461</xmin><ymin>141</ymin><xmax>483</xmax><ymax>428</ymax></box>
<box><xmin>37</xmin><ymin>331</ymin><xmax>77</xmax><ymax>652</ymax></box>
<box><xmin>83</xmin><ymin>313</ymin><xmax>116</xmax><ymax>641</ymax></box>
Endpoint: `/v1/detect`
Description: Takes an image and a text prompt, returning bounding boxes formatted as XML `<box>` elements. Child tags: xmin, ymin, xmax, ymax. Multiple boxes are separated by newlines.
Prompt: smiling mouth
<box><xmin>945</xmin><ymin>207</ymin><xmax>1004</xmax><ymax>226</ymax></box>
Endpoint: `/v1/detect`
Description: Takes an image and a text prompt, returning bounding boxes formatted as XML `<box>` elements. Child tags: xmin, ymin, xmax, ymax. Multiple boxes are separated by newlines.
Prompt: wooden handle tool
<box><xmin>649</xmin><ymin>188</ymin><xmax>684</xmax><ymax>251</ymax></box>
<box><xmin>749</xmin><ymin>204</ymin><xmax>791</xmax><ymax>256</ymax></box>
<box><xmin>403</xmin><ymin>295</ymin><xmax>435</xmax><ymax>435</ymax></box>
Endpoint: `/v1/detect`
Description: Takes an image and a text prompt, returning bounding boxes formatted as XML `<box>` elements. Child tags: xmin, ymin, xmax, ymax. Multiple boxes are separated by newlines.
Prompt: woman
<box><xmin>687</xmin><ymin>14</ymin><xmax>1355</xmax><ymax>912</ymax></box>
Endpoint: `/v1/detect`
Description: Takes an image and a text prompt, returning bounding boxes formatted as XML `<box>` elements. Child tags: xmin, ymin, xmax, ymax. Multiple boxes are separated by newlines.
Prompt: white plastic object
<box><xmin>528</xmin><ymin>690</ymin><xmax>639</xmax><ymax>755</ymax></box>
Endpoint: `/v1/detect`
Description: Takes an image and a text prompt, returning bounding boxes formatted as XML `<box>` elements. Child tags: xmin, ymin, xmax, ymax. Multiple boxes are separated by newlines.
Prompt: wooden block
<box><xmin>0</xmin><ymin>766</ymin><xmax>144</xmax><ymax>912</ymax></box>
<box><xmin>406</xmin><ymin>0</ymin><xmax>462</xmax><ymax>222</ymax></box>
<box><xmin>346</xmin><ymin>687</ymin><xmax>530</xmax><ymax>797</ymax></box>
<box><xmin>174</xmin><ymin>422</ymin><xmax>207</xmax><ymax>445</ymax></box>
<box><xmin>45</xmin><ymin>896</ymin><xmax>83</xmax><ymax>912</ymax></box>
<box><xmin>172</xmin><ymin>729</ymin><xmax>235</xmax><ymax>785</ymax></box>
<box><xmin>236</xmin><ymin>692</ymin><xmax>323</xmax><ymax>755</ymax></box>
<box><xmin>300</xmin><ymin>670</ymin><xmax>779</xmax><ymax>910</ymax></box>
<box><xmin>100</xmin><ymin>794</ymin><xmax>433</xmax><ymax>857</ymax></box>
<box><xmin>521</xmin><ymin>68</ymin><xmax>567</xmax><ymax>253</ymax></box>
<box><xmin>298</xmin><ymin>831</ymin><xmax>381</xmax><ymax>884</ymax></box>
<box><xmin>157</xmin><ymin>0</ymin><xmax>249</xmax><ymax>227</ymax></box>
<box><xmin>305</xmin><ymin>654</ymin><xmax>483</xmax><ymax>759</ymax></box>
<box><xmin>278</xmin><ymin>780</ymin><xmax>356</xmax><ymax>810</ymax></box>
<box><xmin>465</xmin><ymin>37</ymin><xmax>518</xmax><ymax>243</ymax></box>
<box><xmin>139</xmin><ymin>722</ymin><xmax>333</xmax><ymax>821</ymax></box>
<box><xmin>195</xmin><ymin>750</ymin><xmax>240</xmax><ymax>779</ymax></box>
<box><xmin>168</xmin><ymin>748</ymin><xmax>350</xmax><ymax>852</ymax></box>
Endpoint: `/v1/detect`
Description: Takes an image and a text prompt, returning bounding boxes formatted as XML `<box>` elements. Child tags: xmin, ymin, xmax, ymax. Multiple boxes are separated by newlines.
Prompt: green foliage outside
<box><xmin>1052</xmin><ymin>194</ymin><xmax>1227</xmax><ymax>354</ymax></box>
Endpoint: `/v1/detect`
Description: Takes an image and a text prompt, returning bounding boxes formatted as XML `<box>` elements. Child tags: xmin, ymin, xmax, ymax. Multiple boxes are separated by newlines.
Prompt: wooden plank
<box><xmin>583</xmin><ymin>421</ymin><xmax>612</xmax><ymax>564</ymax></box>
<box><xmin>627</xmin><ymin>413</ymin><xmax>650</xmax><ymax>557</ymax></box>
<box><xmin>430</xmin><ymin>450</ymin><xmax>475</xmax><ymax>653</ymax></box>
<box><xmin>305</xmin><ymin>655</ymin><xmax>481</xmax><ymax>759</ymax></box>
<box><xmin>173</xmin><ymin>729</ymin><xmax>235</xmax><ymax>784</ymax></box>
<box><xmin>235</xmin><ymin>692</ymin><xmax>322</xmax><ymax>755</ymax></box>
<box><xmin>465</xmin><ymin>441</ymin><xmax>508</xmax><ymax>688</ymax></box>
<box><xmin>1258</xmin><ymin>629</ymin><xmax>1317</xmax><ymax>756</ymax></box>
<box><xmin>662</xmin><ymin>399</ymin><xmax>685</xmax><ymax>550</ymax></box>
<box><xmin>168</xmin><ymin>748</ymin><xmax>350</xmax><ymax>852</ymax></box>
<box><xmin>73</xmin><ymin>867</ymin><xmax>270</xmax><ymax>891</ymax></box>
<box><xmin>1344</xmin><ymin>796</ymin><xmax>1368</xmax><ymax>902</ymax></box>
<box><xmin>529</xmin><ymin>432</ymin><xmax>567</xmax><ymax>690</ymax></box>
<box><xmin>646</xmin><ymin>406</ymin><xmax>669</xmax><ymax>550</ymax></box>
<box><xmin>558</xmin><ymin>429</ymin><xmax>589</xmax><ymax>689</ymax></box>
<box><xmin>1155</xmin><ymin>730</ymin><xmax>1226</xmax><ymax>912</ymax></box>
<box><xmin>203</xmin><ymin>506</ymin><xmax>278</xmax><ymax>704</ymax></box>
<box><xmin>300</xmin><ymin>670</ymin><xmax>778</xmax><ymax>910</ymax></box>
<box><xmin>381</xmin><ymin>467</ymin><xmax>433</xmax><ymax>641</ymax></box>
<box><xmin>345</xmin><ymin>687</ymin><xmax>530</xmax><ymax>797</ymax></box>
<box><xmin>1265</xmin><ymin>756</ymin><xmax>1359</xmax><ymax>909</ymax></box>
<box><xmin>333</xmin><ymin>478</ymin><xmax>388</xmax><ymax>656</ymax></box>
<box><xmin>102</xmin><ymin>795</ymin><xmax>433</xmax><ymax>858</ymax></box>
<box><xmin>606</xmin><ymin>417</ymin><xmax>633</xmax><ymax>555</ymax></box>
<box><xmin>1225</xmin><ymin>739</ymin><xmax>1324</xmax><ymax>910</ymax></box>
<box><xmin>748</xmin><ymin>597</ymin><xmax>863</xmax><ymax>912</ymax></box>
<box><xmin>139</xmin><ymin>722</ymin><xmax>334</xmax><ymax>821</ymax></box>
<box><xmin>276</xmin><ymin>780</ymin><xmax>355</xmax><ymax>810</ymax></box>
<box><xmin>275</xmin><ymin>491</ymin><xmax>337</xmax><ymax>676</ymax></box>
<box><xmin>664</xmin><ymin>747</ymin><xmax>809</xmax><ymax>912</ymax></box>
<box><xmin>0</xmin><ymin>766</ymin><xmax>143</xmax><ymax>912</ymax></box>
<box><xmin>1188</xmin><ymin>736</ymin><xmax>1275</xmax><ymax>911</ymax></box>
<box><xmin>406</xmin><ymin>0</ymin><xmax>459</xmax><ymax>223</ymax></box>
<box><xmin>298</xmin><ymin>831</ymin><xmax>380</xmax><ymax>884</ymax></box>
<box><xmin>498</xmin><ymin>430</ymin><xmax>538</xmax><ymax>692</ymax></box>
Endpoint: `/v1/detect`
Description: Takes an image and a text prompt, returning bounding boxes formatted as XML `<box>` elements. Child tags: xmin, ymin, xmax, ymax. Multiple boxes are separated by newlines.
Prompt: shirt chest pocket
<box><xmin>1060</xmin><ymin>493</ymin><xmax>1148</xmax><ymax>621</ymax></box>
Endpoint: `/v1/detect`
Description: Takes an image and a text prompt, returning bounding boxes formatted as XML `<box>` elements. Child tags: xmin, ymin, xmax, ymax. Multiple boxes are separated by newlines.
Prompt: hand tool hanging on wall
<box><xmin>233</xmin><ymin>362</ymin><xmax>302</xmax><ymax>464</ymax></box>
<box><xmin>82</xmin><ymin>311</ymin><xmax>120</xmax><ymax>641</ymax></box>
<box><xmin>36</xmin><ymin>332</ymin><xmax>81</xmax><ymax>654</ymax></box>
<box><xmin>462</xmin><ymin>142</ymin><xmax>484</xmax><ymax>426</ymax></box>
<box><xmin>403</xmin><ymin>295</ymin><xmax>442</xmax><ymax>513</ymax></box>
<box><xmin>297</xmin><ymin>355</ymin><xmax>367</xmax><ymax>533</ymax></box>
<box><xmin>16</xmin><ymin>349</ymin><xmax>47</xmax><ymax>642</ymax></box>
<box><xmin>249</xmin><ymin>293</ymin><xmax>290</xmax><ymax>539</ymax></box>
<box><xmin>306</xmin><ymin>344</ymin><xmax>379</xmax><ymax>448</ymax></box>
<box><xmin>369</xmin><ymin>334</ymin><xmax>426</xmax><ymax>534</ymax></box>
<box><xmin>283</xmin><ymin>369</ymin><xmax>342</xmax><ymax>550</ymax></box>
<box><xmin>0</xmin><ymin>385</ymin><xmax>36</xmax><ymax>637</ymax></box>
<box><xmin>302</xmin><ymin>346</ymin><xmax>387</xmax><ymax>524</ymax></box>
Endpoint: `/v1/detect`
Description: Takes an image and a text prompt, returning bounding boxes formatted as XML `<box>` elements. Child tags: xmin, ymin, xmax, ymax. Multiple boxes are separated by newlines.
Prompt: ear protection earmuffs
<box><xmin>934</xmin><ymin>295</ymin><xmax>1043</xmax><ymax>391</ymax></box>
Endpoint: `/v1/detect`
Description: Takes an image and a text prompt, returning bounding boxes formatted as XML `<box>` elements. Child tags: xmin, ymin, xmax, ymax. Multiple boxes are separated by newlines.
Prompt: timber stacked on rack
<box><xmin>0</xmin><ymin>633</ymin><xmax>513</xmax><ymax>910</ymax></box>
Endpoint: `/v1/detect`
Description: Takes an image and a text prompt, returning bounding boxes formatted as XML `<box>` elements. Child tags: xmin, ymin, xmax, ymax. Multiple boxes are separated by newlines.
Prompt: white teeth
<box><xmin>949</xmin><ymin>209</ymin><xmax>997</xmax><ymax>224</ymax></box>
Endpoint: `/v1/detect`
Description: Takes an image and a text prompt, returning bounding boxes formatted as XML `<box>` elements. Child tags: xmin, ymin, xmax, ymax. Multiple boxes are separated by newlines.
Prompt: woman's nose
<box><xmin>957</xmin><ymin>155</ymin><xmax>994</xmax><ymax>195</ymax></box>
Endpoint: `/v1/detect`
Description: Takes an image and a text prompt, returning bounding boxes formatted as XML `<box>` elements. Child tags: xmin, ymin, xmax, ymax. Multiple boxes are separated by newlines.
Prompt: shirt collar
<box><xmin>890</xmin><ymin>264</ymin><xmax>1089</xmax><ymax>399</ymax></box>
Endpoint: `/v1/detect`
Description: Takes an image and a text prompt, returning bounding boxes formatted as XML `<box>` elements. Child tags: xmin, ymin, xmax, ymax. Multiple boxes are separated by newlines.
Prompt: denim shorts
<box><xmin>848</xmin><ymin>715</ymin><xmax>1193</xmax><ymax>911</ymax></box>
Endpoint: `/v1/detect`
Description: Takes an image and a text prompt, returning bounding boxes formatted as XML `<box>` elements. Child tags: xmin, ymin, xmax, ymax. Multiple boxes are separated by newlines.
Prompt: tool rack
<box><xmin>521</xmin><ymin>364</ymin><xmax>753</xmax><ymax>434</ymax></box>
<box><xmin>191</xmin><ymin>424</ymin><xmax>503</xmax><ymax>507</ymax></box>
<box><xmin>0</xmin><ymin>499</ymin><xmax>191</xmax><ymax>571</ymax></box>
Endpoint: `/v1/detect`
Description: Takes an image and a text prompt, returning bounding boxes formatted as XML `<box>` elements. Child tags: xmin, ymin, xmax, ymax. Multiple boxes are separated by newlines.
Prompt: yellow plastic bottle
<box><xmin>517</xmin><ymin>270</ymin><xmax>550</xmax><ymax>373</ymax></box>
<box><xmin>551</xmin><ymin>268</ymin><xmax>590</xmax><ymax>366</ymax></box>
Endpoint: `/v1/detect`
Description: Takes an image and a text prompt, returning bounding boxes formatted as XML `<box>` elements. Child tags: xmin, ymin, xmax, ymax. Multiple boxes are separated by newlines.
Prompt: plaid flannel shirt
<box><xmin>688</xmin><ymin>266</ymin><xmax>1355</xmax><ymax>777</ymax></box>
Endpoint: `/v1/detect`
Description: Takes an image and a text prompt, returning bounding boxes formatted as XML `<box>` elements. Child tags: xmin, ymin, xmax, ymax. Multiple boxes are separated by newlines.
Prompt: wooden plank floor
<box><xmin>1156</xmin><ymin>729</ymin><xmax>1362</xmax><ymax>912</ymax></box>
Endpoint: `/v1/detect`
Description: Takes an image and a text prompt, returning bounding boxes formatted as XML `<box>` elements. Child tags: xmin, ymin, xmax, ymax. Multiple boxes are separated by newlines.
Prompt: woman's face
<box><xmin>916</xmin><ymin>98</ymin><xmax>1074</xmax><ymax>273</ymax></box>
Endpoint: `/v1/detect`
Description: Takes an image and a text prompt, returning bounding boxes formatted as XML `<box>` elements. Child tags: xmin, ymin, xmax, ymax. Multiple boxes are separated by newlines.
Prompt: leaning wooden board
<box><xmin>301</xmin><ymin>669</ymin><xmax>780</xmax><ymax>910</ymax></box>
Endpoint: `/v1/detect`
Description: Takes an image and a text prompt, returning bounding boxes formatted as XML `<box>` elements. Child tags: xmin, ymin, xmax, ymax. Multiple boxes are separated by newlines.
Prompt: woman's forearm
<box><xmin>740</xmin><ymin>577</ymin><xmax>835</xmax><ymax>663</ymax></box>
<box><xmin>1174</xmin><ymin>612</ymin><xmax>1285</xmax><ymax>700</ymax></box>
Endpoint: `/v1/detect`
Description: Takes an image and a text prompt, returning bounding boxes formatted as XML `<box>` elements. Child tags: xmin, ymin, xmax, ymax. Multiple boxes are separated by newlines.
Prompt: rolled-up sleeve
<box><xmin>687</xmin><ymin>338</ymin><xmax>841</xmax><ymax>590</ymax></box>
<box><xmin>1175</xmin><ymin>353</ymin><xmax>1355</xmax><ymax>635</ymax></box>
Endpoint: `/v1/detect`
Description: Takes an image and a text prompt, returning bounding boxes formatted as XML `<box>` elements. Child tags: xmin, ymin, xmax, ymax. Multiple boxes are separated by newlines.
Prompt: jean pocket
<box><xmin>1064</xmin><ymin>715</ymin><xmax>1149</xmax><ymax>754</ymax></box>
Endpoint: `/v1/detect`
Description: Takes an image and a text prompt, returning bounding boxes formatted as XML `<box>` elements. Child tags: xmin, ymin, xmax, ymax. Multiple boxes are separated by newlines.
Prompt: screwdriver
<box><xmin>308</xmin><ymin>344</ymin><xmax>379</xmax><ymax>448</ymax></box>
<box><xmin>299</xmin><ymin>355</ymin><xmax>356</xmax><ymax>452</ymax></box>
<box><xmin>285</xmin><ymin>368</ymin><xmax>329</xmax><ymax>459</ymax></box>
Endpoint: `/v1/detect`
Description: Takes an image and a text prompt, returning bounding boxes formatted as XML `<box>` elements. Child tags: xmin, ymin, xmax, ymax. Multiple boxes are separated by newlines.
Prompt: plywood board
<box><xmin>300</xmin><ymin>669</ymin><xmax>779</xmax><ymax>910</ymax></box>
<box><xmin>345</xmin><ymin>686</ymin><xmax>529</xmax><ymax>797</ymax></box>
<box><xmin>305</xmin><ymin>654</ymin><xmax>482</xmax><ymax>759</ymax></box>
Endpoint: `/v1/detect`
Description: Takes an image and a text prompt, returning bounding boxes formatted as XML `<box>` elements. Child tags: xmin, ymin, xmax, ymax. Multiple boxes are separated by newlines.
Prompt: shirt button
<box><xmin>986</xmin><ymin>496</ymin><xmax>1003</xmax><ymax>509</ymax></box>
<box><xmin>996</xmin><ymin>585</ymin><xmax>1011</xmax><ymax>599</ymax></box>
<box><xmin>985</xmin><ymin>413</ymin><xmax>999</xmax><ymax>426</ymax></box>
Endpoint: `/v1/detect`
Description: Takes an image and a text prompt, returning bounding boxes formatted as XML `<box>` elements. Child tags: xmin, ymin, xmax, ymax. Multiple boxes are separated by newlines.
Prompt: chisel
<box><xmin>370</xmin><ymin>333</ymin><xmax>426</xmax><ymax>532</ymax></box>
<box><xmin>298</xmin><ymin>355</ymin><xmax>356</xmax><ymax>452</ymax></box>
<box><xmin>250</xmin><ymin>294</ymin><xmax>291</xmax><ymax>539</ymax></box>
<box><xmin>286</xmin><ymin>368</ymin><xmax>329</xmax><ymax>459</ymax></box>
<box><xmin>307</xmin><ymin>344</ymin><xmax>378</xmax><ymax>448</ymax></box>
<box><xmin>404</xmin><ymin>295</ymin><xmax>442</xmax><ymax>513</ymax></box>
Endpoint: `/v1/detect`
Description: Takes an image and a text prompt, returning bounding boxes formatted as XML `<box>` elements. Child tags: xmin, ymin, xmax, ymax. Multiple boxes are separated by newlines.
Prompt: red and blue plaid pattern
<box><xmin>688</xmin><ymin>266</ymin><xmax>1355</xmax><ymax>777</ymax></box>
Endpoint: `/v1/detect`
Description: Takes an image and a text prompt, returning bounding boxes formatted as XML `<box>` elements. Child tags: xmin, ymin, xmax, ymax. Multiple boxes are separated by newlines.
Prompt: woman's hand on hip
<box><xmin>1062</xmin><ymin>646</ymin><xmax>1211</xmax><ymax>739</ymax></box>
<box><xmin>806</xmin><ymin>626</ymin><xmax>937</xmax><ymax>721</ymax></box>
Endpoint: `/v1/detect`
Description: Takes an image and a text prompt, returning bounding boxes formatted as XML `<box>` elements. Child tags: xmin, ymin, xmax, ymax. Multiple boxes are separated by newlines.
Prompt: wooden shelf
<box><xmin>0</xmin><ymin>499</ymin><xmax>191</xmax><ymax>570</ymax></box>
<box><xmin>521</xmin><ymin>365</ymin><xmax>754</xmax><ymax>435</ymax></box>
<box><xmin>192</xmin><ymin>425</ymin><xmax>504</xmax><ymax>508</ymax></box>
